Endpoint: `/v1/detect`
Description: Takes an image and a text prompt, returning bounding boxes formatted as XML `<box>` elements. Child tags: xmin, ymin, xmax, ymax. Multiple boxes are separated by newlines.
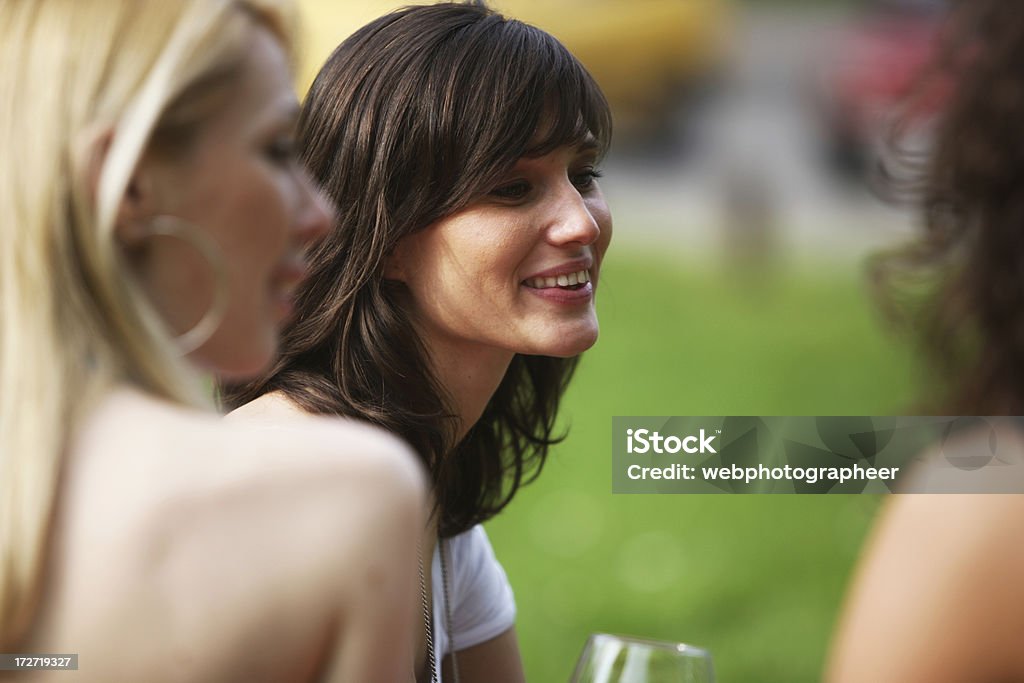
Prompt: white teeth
<box><xmin>525</xmin><ymin>269</ymin><xmax>592</xmax><ymax>289</ymax></box>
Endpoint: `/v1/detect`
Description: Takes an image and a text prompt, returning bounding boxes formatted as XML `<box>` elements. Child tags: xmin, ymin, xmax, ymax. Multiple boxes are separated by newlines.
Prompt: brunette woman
<box><xmin>223</xmin><ymin>3</ymin><xmax>613</xmax><ymax>681</ymax></box>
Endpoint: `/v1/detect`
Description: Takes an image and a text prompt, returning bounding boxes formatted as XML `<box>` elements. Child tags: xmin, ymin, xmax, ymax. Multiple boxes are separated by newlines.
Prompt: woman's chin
<box><xmin>531</xmin><ymin>327</ymin><xmax>600</xmax><ymax>358</ymax></box>
<box><xmin>190</xmin><ymin>332</ymin><xmax>278</xmax><ymax>381</ymax></box>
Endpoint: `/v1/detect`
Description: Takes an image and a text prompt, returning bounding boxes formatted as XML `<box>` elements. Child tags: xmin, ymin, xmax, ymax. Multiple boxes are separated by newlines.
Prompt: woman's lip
<box><xmin>271</xmin><ymin>257</ymin><xmax>308</xmax><ymax>288</ymax></box>
<box><xmin>269</xmin><ymin>257</ymin><xmax>308</xmax><ymax>320</ymax></box>
<box><xmin>273</xmin><ymin>293</ymin><xmax>295</xmax><ymax>320</ymax></box>
<box><xmin>522</xmin><ymin>257</ymin><xmax>594</xmax><ymax>281</ymax></box>
<box><xmin>523</xmin><ymin>280</ymin><xmax>594</xmax><ymax>304</ymax></box>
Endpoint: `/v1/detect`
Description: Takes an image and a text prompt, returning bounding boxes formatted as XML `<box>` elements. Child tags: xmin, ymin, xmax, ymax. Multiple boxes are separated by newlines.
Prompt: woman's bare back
<box><xmin>19</xmin><ymin>388</ymin><xmax>424</xmax><ymax>682</ymax></box>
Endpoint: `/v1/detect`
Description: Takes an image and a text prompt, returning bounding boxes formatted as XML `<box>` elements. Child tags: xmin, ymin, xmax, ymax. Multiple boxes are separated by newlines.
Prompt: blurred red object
<box><xmin>814</xmin><ymin>0</ymin><xmax>949</xmax><ymax>178</ymax></box>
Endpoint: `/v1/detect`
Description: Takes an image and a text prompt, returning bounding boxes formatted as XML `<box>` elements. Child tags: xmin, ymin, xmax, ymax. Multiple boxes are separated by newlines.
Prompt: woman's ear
<box><xmin>114</xmin><ymin>161</ymin><xmax>161</xmax><ymax>248</ymax></box>
<box><xmin>85</xmin><ymin>128</ymin><xmax>159</xmax><ymax>248</ymax></box>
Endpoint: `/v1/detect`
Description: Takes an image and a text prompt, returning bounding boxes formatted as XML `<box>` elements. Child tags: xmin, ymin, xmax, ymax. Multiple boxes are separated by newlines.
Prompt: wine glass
<box><xmin>569</xmin><ymin>633</ymin><xmax>715</xmax><ymax>683</ymax></box>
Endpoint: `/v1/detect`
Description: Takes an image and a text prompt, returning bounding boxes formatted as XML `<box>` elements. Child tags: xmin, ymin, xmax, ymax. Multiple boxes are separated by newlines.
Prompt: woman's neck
<box><xmin>426</xmin><ymin>341</ymin><xmax>513</xmax><ymax>444</ymax></box>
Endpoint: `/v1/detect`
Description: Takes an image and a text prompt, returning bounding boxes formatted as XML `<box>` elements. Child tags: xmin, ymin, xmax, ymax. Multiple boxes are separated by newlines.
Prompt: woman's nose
<box><xmin>545</xmin><ymin>189</ymin><xmax>601</xmax><ymax>247</ymax></box>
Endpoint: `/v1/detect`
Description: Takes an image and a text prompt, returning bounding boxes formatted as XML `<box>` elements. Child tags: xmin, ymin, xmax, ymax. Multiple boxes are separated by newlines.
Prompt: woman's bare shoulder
<box><xmin>89</xmin><ymin>386</ymin><xmax>420</xmax><ymax>490</ymax></box>
<box><xmin>38</xmin><ymin>387</ymin><xmax>424</xmax><ymax>681</ymax></box>
<box><xmin>827</xmin><ymin>494</ymin><xmax>1024</xmax><ymax>683</ymax></box>
<box><xmin>223</xmin><ymin>389</ymin><xmax>308</xmax><ymax>422</ymax></box>
<box><xmin>86</xmin><ymin>386</ymin><xmax>424</xmax><ymax>563</ymax></box>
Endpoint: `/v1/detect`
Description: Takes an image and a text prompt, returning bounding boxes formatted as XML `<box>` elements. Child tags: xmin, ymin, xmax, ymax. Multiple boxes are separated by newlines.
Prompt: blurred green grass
<box><xmin>485</xmin><ymin>249</ymin><xmax>917</xmax><ymax>683</ymax></box>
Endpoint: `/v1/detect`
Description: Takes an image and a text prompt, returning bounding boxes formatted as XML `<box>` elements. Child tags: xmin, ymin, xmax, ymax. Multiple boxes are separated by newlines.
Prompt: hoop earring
<box><xmin>137</xmin><ymin>215</ymin><xmax>230</xmax><ymax>355</ymax></box>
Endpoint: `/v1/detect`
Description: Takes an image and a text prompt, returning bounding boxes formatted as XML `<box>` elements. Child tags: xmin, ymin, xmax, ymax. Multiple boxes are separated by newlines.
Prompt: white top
<box><xmin>430</xmin><ymin>525</ymin><xmax>516</xmax><ymax>681</ymax></box>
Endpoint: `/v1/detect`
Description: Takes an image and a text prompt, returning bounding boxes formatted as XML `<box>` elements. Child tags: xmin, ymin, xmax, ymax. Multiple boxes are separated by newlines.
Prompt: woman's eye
<box><xmin>490</xmin><ymin>180</ymin><xmax>532</xmax><ymax>201</ymax></box>
<box><xmin>265</xmin><ymin>138</ymin><xmax>296</xmax><ymax>164</ymax></box>
<box><xmin>571</xmin><ymin>168</ymin><xmax>603</xmax><ymax>190</ymax></box>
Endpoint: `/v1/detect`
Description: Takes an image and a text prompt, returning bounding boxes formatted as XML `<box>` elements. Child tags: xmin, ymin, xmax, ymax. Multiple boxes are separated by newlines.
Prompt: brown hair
<box><xmin>870</xmin><ymin>0</ymin><xmax>1024</xmax><ymax>414</ymax></box>
<box><xmin>220</xmin><ymin>2</ymin><xmax>611</xmax><ymax>536</ymax></box>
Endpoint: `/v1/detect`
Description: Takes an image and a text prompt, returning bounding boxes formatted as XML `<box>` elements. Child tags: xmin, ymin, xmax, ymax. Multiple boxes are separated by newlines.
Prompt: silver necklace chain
<box><xmin>417</xmin><ymin>543</ymin><xmax>437</xmax><ymax>683</ymax></box>
<box><xmin>417</xmin><ymin>537</ymin><xmax>459</xmax><ymax>683</ymax></box>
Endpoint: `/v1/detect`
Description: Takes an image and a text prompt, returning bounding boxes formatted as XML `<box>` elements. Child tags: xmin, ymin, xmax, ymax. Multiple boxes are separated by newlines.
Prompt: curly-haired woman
<box><xmin>828</xmin><ymin>3</ymin><xmax>1024</xmax><ymax>681</ymax></box>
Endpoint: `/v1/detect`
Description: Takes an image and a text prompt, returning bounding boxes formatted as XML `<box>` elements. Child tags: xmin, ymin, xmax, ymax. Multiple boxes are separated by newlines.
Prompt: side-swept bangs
<box><xmin>424</xmin><ymin>11</ymin><xmax>613</xmax><ymax>215</ymax></box>
<box><xmin>300</xmin><ymin>2</ymin><xmax>612</xmax><ymax>230</ymax></box>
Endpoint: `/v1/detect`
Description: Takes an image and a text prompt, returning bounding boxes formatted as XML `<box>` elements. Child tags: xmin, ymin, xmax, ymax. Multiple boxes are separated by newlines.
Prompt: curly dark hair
<box><xmin>220</xmin><ymin>2</ymin><xmax>611</xmax><ymax>536</ymax></box>
<box><xmin>870</xmin><ymin>0</ymin><xmax>1024</xmax><ymax>414</ymax></box>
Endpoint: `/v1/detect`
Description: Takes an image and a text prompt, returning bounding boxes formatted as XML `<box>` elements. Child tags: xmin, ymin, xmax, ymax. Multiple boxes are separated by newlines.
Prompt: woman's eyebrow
<box><xmin>574</xmin><ymin>136</ymin><xmax>602</xmax><ymax>158</ymax></box>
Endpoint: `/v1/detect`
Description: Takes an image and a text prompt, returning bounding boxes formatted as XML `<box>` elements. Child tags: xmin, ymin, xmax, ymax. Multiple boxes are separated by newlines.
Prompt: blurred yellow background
<box><xmin>294</xmin><ymin>0</ymin><xmax>730</xmax><ymax>137</ymax></box>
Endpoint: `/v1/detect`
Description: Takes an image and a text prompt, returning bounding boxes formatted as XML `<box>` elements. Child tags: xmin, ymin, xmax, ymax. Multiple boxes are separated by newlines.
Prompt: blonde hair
<box><xmin>0</xmin><ymin>0</ymin><xmax>296</xmax><ymax>648</ymax></box>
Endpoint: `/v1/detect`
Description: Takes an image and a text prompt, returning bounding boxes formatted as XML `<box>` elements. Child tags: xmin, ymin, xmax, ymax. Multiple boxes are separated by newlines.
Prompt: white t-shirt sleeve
<box><xmin>446</xmin><ymin>524</ymin><xmax>517</xmax><ymax>651</ymax></box>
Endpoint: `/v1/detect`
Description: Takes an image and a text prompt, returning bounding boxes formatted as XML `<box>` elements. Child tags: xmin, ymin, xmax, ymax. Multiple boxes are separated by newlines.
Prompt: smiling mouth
<box><xmin>523</xmin><ymin>269</ymin><xmax>591</xmax><ymax>291</ymax></box>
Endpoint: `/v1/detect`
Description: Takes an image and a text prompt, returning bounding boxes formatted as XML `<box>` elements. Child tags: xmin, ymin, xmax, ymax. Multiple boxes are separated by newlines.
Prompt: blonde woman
<box><xmin>0</xmin><ymin>1</ymin><xmax>425</xmax><ymax>681</ymax></box>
